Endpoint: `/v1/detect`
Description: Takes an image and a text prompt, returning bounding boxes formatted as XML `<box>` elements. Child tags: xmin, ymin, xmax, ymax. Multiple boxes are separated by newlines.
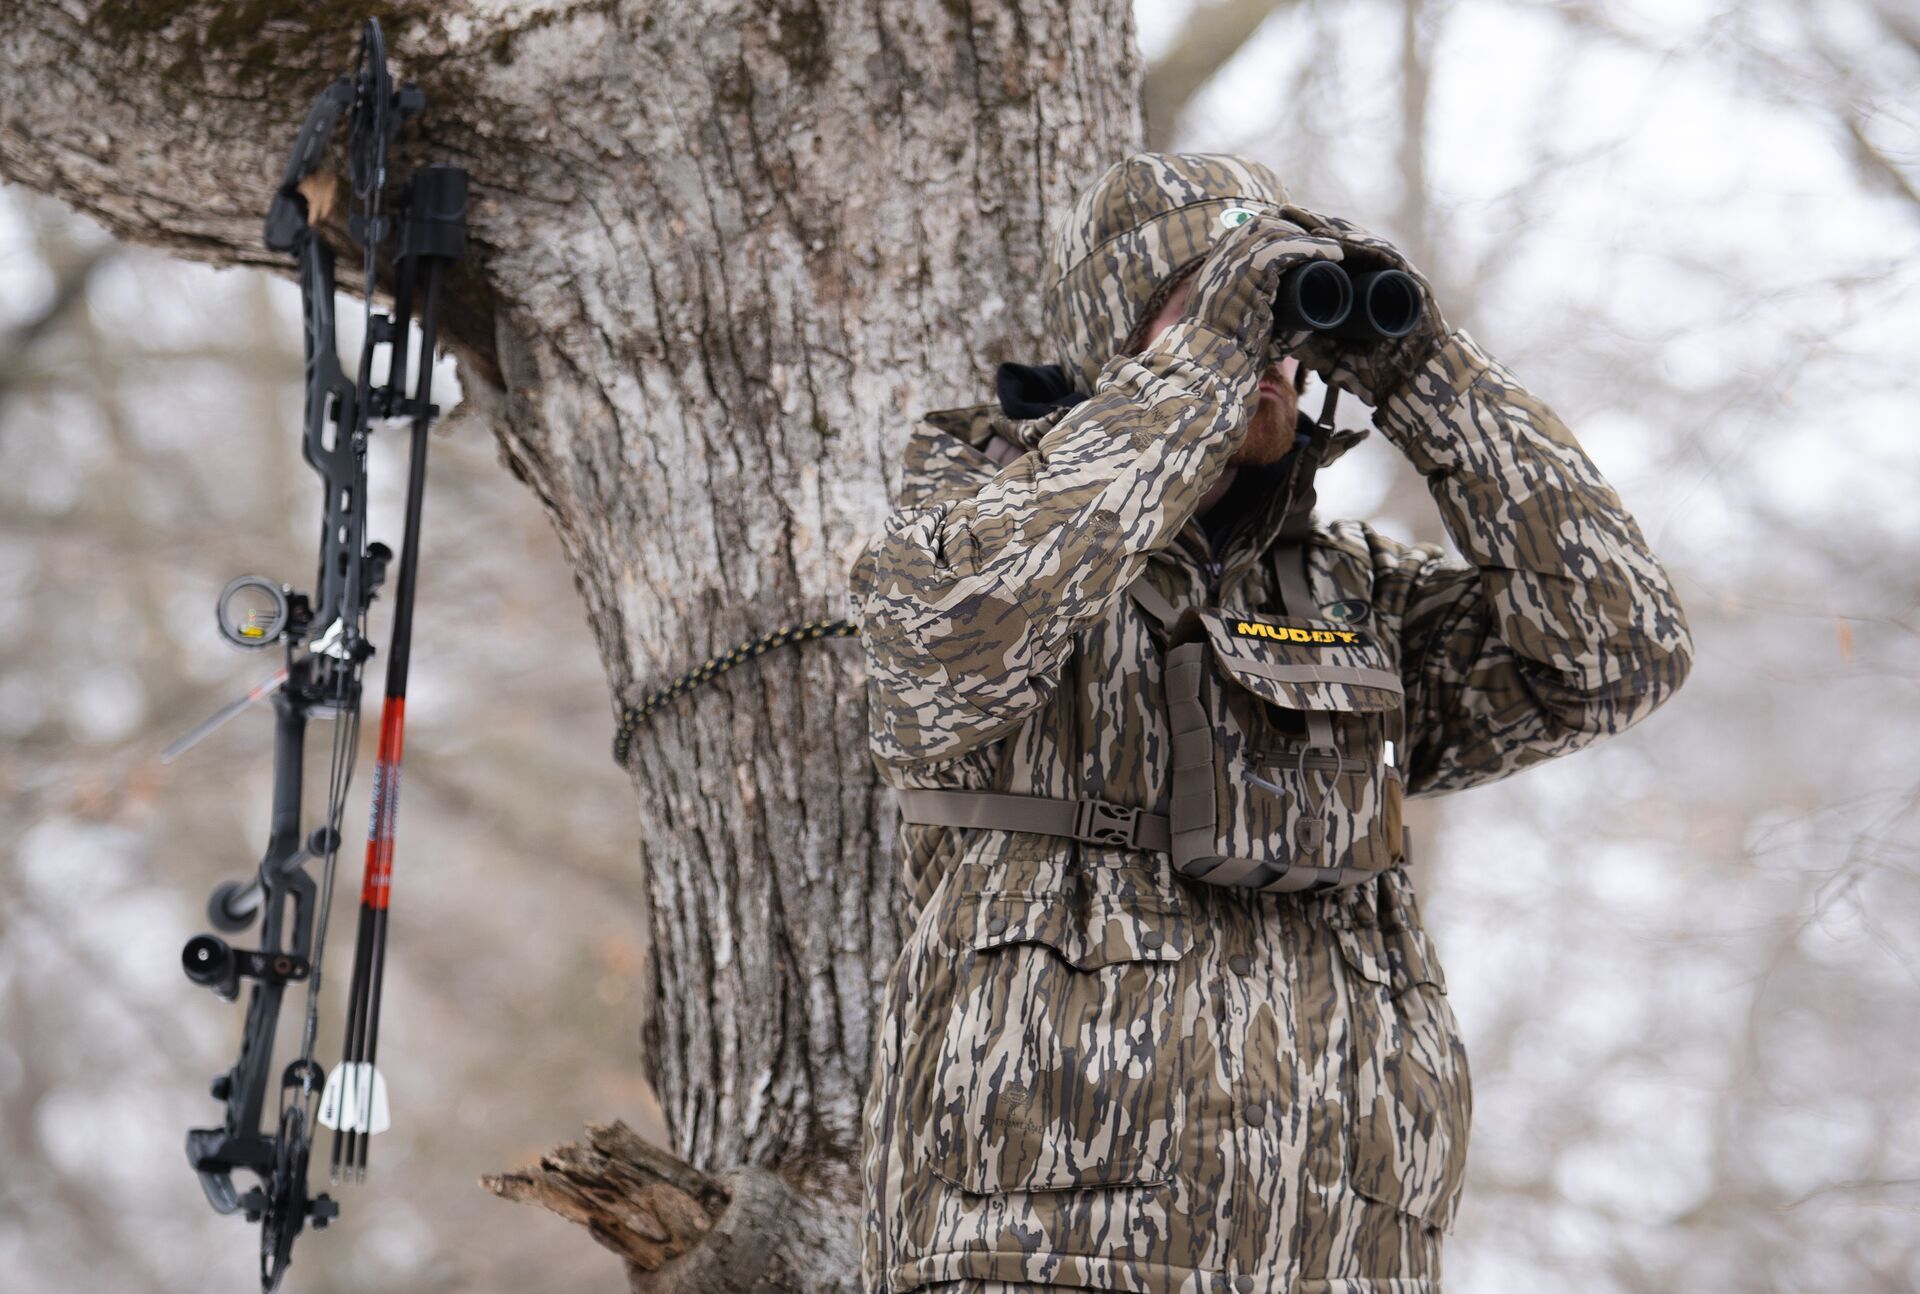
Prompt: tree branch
<box><xmin>0</xmin><ymin>2</ymin><xmax>517</xmax><ymax>373</ymax></box>
<box><xmin>484</xmin><ymin>1122</ymin><xmax>861</xmax><ymax>1293</ymax></box>
<box><xmin>1142</xmin><ymin>0</ymin><xmax>1298</xmax><ymax>149</ymax></box>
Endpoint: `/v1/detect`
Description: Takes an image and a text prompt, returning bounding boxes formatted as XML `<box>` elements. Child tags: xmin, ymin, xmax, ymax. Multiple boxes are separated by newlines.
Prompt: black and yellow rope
<box><xmin>612</xmin><ymin>618</ymin><xmax>858</xmax><ymax>766</ymax></box>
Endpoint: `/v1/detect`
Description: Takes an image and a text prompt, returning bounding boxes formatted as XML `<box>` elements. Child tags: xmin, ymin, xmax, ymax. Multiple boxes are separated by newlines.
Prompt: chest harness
<box><xmin>892</xmin><ymin>398</ymin><xmax>1414</xmax><ymax>896</ymax></box>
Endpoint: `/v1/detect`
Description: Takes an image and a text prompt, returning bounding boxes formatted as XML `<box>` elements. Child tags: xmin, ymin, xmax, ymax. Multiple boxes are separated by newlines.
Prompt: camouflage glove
<box><xmin>1149</xmin><ymin>211</ymin><xmax>1346</xmax><ymax>372</ymax></box>
<box><xmin>1278</xmin><ymin>202</ymin><xmax>1450</xmax><ymax>407</ymax></box>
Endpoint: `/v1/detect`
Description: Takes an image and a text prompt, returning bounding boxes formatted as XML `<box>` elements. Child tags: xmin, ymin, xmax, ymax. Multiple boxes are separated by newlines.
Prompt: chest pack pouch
<box><xmin>1164</xmin><ymin>605</ymin><xmax>1406</xmax><ymax>891</ymax></box>
<box><xmin>892</xmin><ymin>543</ymin><xmax>1410</xmax><ymax>895</ymax></box>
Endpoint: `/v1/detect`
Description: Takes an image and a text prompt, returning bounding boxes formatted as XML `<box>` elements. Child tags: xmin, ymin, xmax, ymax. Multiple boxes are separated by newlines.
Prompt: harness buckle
<box><xmin>1073</xmin><ymin>799</ymin><xmax>1143</xmax><ymax>849</ymax></box>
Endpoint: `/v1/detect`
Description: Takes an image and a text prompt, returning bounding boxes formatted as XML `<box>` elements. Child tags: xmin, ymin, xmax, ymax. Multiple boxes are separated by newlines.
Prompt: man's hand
<box><xmin>1278</xmin><ymin>202</ymin><xmax>1451</xmax><ymax>407</ymax></box>
<box><xmin>1156</xmin><ymin>212</ymin><xmax>1346</xmax><ymax>370</ymax></box>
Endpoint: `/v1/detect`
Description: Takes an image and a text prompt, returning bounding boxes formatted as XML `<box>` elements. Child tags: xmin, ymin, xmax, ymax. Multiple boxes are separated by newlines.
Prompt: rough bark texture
<box><xmin>1</xmin><ymin>0</ymin><xmax>1142</xmax><ymax>1284</ymax></box>
<box><xmin>484</xmin><ymin>1122</ymin><xmax>730</xmax><ymax>1272</ymax></box>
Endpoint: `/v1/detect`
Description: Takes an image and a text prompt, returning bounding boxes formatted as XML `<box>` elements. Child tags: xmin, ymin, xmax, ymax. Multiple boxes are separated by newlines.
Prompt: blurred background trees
<box><xmin>2</xmin><ymin>0</ymin><xmax>1916</xmax><ymax>1290</ymax></box>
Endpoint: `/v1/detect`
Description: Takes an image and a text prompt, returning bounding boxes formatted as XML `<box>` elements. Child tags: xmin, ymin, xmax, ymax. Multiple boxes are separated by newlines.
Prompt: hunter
<box><xmin>848</xmin><ymin>152</ymin><xmax>1692</xmax><ymax>1294</ymax></box>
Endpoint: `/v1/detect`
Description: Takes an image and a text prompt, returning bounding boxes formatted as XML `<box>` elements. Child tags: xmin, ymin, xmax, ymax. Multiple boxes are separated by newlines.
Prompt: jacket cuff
<box><xmin>1131</xmin><ymin>317</ymin><xmax>1264</xmax><ymax>380</ymax></box>
<box><xmin>1371</xmin><ymin>329</ymin><xmax>1496</xmax><ymax>461</ymax></box>
<box><xmin>1106</xmin><ymin>319</ymin><xmax>1264</xmax><ymax>404</ymax></box>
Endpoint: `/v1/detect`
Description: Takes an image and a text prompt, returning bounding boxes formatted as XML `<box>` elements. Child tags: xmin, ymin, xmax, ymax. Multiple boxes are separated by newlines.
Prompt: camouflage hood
<box><xmin>1040</xmin><ymin>151</ymin><xmax>1369</xmax><ymax>470</ymax></box>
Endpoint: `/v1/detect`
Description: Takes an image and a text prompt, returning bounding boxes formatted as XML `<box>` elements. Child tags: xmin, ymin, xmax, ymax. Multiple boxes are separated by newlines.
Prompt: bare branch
<box><xmin>1143</xmin><ymin>0</ymin><xmax>1299</xmax><ymax>149</ymax></box>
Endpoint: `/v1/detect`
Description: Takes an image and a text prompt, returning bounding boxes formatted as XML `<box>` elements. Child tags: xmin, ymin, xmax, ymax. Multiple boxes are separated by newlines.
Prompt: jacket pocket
<box><xmin>924</xmin><ymin>868</ymin><xmax>1195</xmax><ymax>1195</ymax></box>
<box><xmin>1165</xmin><ymin>611</ymin><xmax>1407</xmax><ymax>892</ymax></box>
<box><xmin>1333</xmin><ymin>880</ymin><xmax>1472</xmax><ymax>1233</ymax></box>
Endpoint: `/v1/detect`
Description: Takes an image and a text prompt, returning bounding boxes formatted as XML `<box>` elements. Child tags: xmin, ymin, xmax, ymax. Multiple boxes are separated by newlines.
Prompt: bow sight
<box><xmin>169</xmin><ymin>19</ymin><xmax>467</xmax><ymax>1291</ymax></box>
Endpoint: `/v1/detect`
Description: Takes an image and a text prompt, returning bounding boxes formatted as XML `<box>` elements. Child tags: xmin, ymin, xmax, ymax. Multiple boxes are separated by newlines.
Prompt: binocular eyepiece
<box><xmin>1274</xmin><ymin>262</ymin><xmax>1423</xmax><ymax>341</ymax></box>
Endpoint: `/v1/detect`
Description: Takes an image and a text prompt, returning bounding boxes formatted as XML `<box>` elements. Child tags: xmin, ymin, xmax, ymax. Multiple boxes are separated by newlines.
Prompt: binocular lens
<box><xmin>1352</xmin><ymin>270</ymin><xmax>1421</xmax><ymax>340</ymax></box>
<box><xmin>1272</xmin><ymin>263</ymin><xmax>1424</xmax><ymax>342</ymax></box>
<box><xmin>1275</xmin><ymin>261</ymin><xmax>1352</xmax><ymax>332</ymax></box>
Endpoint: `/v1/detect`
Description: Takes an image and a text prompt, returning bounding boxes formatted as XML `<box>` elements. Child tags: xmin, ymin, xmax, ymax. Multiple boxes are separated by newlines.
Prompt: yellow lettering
<box><xmin>1229</xmin><ymin>619</ymin><xmax>1370</xmax><ymax>649</ymax></box>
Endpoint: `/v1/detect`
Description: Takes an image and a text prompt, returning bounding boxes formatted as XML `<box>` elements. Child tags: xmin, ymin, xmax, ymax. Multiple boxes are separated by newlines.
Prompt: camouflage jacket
<box><xmin>848</xmin><ymin>327</ymin><xmax>1693</xmax><ymax>1293</ymax></box>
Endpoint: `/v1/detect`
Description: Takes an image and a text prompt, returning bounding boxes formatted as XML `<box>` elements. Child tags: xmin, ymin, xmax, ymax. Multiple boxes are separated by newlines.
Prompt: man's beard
<box><xmin>1232</xmin><ymin>380</ymin><xmax>1299</xmax><ymax>467</ymax></box>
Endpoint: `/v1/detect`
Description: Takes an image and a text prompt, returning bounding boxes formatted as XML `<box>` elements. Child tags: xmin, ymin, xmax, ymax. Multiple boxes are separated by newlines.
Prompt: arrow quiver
<box><xmin>174</xmin><ymin>18</ymin><xmax>467</xmax><ymax>1292</ymax></box>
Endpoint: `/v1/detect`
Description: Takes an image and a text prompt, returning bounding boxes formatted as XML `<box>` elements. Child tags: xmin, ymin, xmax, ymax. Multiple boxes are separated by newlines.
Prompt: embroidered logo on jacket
<box><xmin>1233</xmin><ymin>620</ymin><xmax>1373</xmax><ymax>647</ymax></box>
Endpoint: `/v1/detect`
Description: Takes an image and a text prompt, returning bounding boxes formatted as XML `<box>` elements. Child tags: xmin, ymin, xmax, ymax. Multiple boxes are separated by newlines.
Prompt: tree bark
<box><xmin>1</xmin><ymin>0</ymin><xmax>1142</xmax><ymax>1285</ymax></box>
<box><xmin>483</xmin><ymin>1122</ymin><xmax>859</xmax><ymax>1293</ymax></box>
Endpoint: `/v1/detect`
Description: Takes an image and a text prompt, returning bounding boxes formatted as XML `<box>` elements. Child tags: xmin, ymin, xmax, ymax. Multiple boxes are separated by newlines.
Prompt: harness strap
<box><xmin>900</xmin><ymin>542</ymin><xmax>1338</xmax><ymax>857</ymax></box>
<box><xmin>1273</xmin><ymin>540</ymin><xmax>1315</xmax><ymax>616</ymax></box>
<box><xmin>895</xmin><ymin>787</ymin><xmax>1172</xmax><ymax>853</ymax></box>
<box><xmin>1125</xmin><ymin>572</ymin><xmax>1180</xmax><ymax>629</ymax></box>
<box><xmin>1272</xmin><ymin>543</ymin><xmax>1337</xmax><ymax>752</ymax></box>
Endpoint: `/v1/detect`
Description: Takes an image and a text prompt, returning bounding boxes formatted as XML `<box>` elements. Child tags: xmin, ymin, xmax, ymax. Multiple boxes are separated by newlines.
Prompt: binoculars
<box><xmin>1274</xmin><ymin>262</ymin><xmax>1423</xmax><ymax>341</ymax></box>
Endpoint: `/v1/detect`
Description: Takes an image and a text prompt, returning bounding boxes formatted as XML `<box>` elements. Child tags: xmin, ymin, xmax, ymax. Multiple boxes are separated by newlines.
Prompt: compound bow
<box><xmin>170</xmin><ymin>20</ymin><xmax>467</xmax><ymax>1290</ymax></box>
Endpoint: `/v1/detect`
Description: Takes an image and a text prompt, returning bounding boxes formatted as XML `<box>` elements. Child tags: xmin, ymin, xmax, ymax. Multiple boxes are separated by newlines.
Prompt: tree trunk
<box><xmin>1</xmin><ymin>0</ymin><xmax>1142</xmax><ymax>1285</ymax></box>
